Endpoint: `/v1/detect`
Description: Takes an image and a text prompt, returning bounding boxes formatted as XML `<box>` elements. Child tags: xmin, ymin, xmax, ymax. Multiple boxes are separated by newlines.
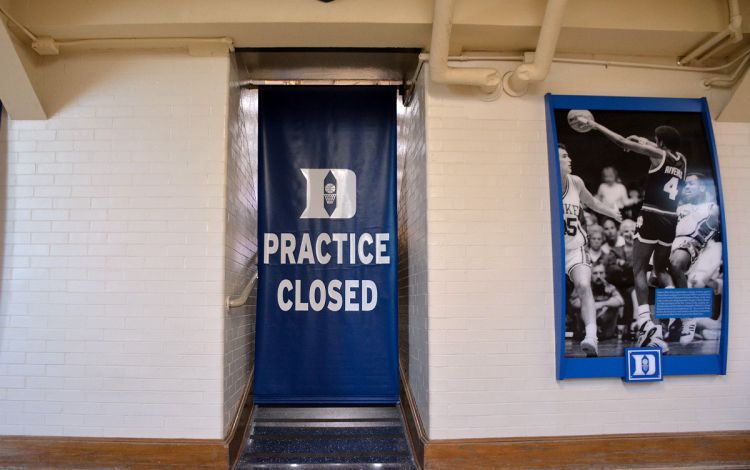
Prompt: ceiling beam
<box><xmin>5</xmin><ymin>0</ymin><xmax>749</xmax><ymax>52</ymax></box>
<box><xmin>0</xmin><ymin>17</ymin><xmax>46</xmax><ymax>119</ymax></box>
<box><xmin>7</xmin><ymin>0</ymin><xmax>741</xmax><ymax>33</ymax></box>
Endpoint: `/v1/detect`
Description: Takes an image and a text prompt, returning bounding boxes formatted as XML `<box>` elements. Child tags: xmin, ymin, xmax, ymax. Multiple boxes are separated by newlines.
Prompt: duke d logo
<box><xmin>632</xmin><ymin>354</ymin><xmax>656</xmax><ymax>376</ymax></box>
<box><xmin>300</xmin><ymin>169</ymin><xmax>357</xmax><ymax>219</ymax></box>
<box><xmin>624</xmin><ymin>347</ymin><xmax>663</xmax><ymax>382</ymax></box>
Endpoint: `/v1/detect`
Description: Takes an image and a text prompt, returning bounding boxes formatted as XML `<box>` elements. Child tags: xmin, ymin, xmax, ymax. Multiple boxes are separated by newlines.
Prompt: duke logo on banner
<box><xmin>300</xmin><ymin>168</ymin><xmax>357</xmax><ymax>219</ymax></box>
<box><xmin>624</xmin><ymin>347</ymin><xmax>663</xmax><ymax>382</ymax></box>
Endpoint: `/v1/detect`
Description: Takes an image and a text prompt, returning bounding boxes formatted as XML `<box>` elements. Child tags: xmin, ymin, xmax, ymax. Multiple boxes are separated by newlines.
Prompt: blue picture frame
<box><xmin>545</xmin><ymin>94</ymin><xmax>729</xmax><ymax>380</ymax></box>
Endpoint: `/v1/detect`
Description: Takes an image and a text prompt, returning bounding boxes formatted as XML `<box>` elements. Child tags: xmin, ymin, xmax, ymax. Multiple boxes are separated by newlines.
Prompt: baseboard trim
<box><xmin>0</xmin><ymin>435</ymin><xmax>227</xmax><ymax>469</ymax></box>
<box><xmin>398</xmin><ymin>368</ymin><xmax>750</xmax><ymax>470</ymax></box>
<box><xmin>0</xmin><ymin>371</ymin><xmax>256</xmax><ymax>470</ymax></box>
<box><xmin>399</xmin><ymin>362</ymin><xmax>427</xmax><ymax>469</ymax></box>
<box><xmin>226</xmin><ymin>369</ymin><xmax>254</xmax><ymax>469</ymax></box>
<box><xmin>425</xmin><ymin>431</ymin><xmax>750</xmax><ymax>469</ymax></box>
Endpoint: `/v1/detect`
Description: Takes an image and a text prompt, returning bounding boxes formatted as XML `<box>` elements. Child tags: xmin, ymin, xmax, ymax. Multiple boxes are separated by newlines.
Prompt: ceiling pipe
<box><xmin>1</xmin><ymin>5</ymin><xmax>233</xmax><ymax>56</ymax></box>
<box><xmin>703</xmin><ymin>52</ymin><xmax>750</xmax><ymax>87</ymax></box>
<box><xmin>429</xmin><ymin>0</ymin><xmax>500</xmax><ymax>93</ymax></box>
<box><xmin>679</xmin><ymin>0</ymin><xmax>742</xmax><ymax>65</ymax></box>
<box><xmin>30</xmin><ymin>37</ymin><xmax>234</xmax><ymax>56</ymax></box>
<box><xmin>502</xmin><ymin>0</ymin><xmax>568</xmax><ymax>97</ymax></box>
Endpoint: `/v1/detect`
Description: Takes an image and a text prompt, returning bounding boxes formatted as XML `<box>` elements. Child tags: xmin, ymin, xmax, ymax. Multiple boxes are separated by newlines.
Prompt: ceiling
<box><xmin>2</xmin><ymin>0</ymin><xmax>750</xmax><ymax>120</ymax></box>
<box><xmin>2</xmin><ymin>0</ymin><xmax>749</xmax><ymax>61</ymax></box>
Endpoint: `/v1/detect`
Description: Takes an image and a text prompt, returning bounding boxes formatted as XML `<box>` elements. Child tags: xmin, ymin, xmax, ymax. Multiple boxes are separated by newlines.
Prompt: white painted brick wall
<box><xmin>223</xmin><ymin>59</ymin><xmax>258</xmax><ymax>434</ymax></box>
<box><xmin>0</xmin><ymin>51</ymin><xmax>229</xmax><ymax>439</ymax></box>
<box><xmin>397</xmin><ymin>74</ymin><xmax>430</xmax><ymax>430</ymax></box>
<box><xmin>424</xmin><ymin>63</ymin><xmax>750</xmax><ymax>439</ymax></box>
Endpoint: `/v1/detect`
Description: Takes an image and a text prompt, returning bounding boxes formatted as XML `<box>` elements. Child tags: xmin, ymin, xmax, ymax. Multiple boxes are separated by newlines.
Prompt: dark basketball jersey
<box><xmin>642</xmin><ymin>149</ymin><xmax>687</xmax><ymax>215</ymax></box>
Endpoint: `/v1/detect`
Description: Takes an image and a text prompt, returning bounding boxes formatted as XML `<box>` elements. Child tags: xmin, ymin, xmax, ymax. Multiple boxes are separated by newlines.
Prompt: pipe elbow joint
<box><xmin>485</xmin><ymin>72</ymin><xmax>502</xmax><ymax>87</ymax></box>
<box><xmin>430</xmin><ymin>62</ymin><xmax>501</xmax><ymax>93</ymax></box>
<box><xmin>502</xmin><ymin>70</ymin><xmax>530</xmax><ymax>97</ymax></box>
<box><xmin>480</xmin><ymin>72</ymin><xmax>502</xmax><ymax>94</ymax></box>
<box><xmin>429</xmin><ymin>65</ymin><xmax>448</xmax><ymax>84</ymax></box>
<box><xmin>514</xmin><ymin>65</ymin><xmax>533</xmax><ymax>82</ymax></box>
<box><xmin>730</xmin><ymin>14</ymin><xmax>742</xmax><ymax>30</ymax></box>
<box><xmin>514</xmin><ymin>64</ymin><xmax>550</xmax><ymax>82</ymax></box>
<box><xmin>729</xmin><ymin>15</ymin><xmax>743</xmax><ymax>41</ymax></box>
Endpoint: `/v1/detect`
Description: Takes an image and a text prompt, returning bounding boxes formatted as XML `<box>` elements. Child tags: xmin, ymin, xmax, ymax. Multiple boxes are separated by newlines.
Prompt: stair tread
<box><xmin>238</xmin><ymin>406</ymin><xmax>417</xmax><ymax>470</ymax></box>
<box><xmin>252</xmin><ymin>426</ymin><xmax>405</xmax><ymax>436</ymax></box>
<box><xmin>247</xmin><ymin>436</ymin><xmax>410</xmax><ymax>454</ymax></box>
<box><xmin>255</xmin><ymin>406</ymin><xmax>401</xmax><ymax>420</ymax></box>
<box><xmin>237</xmin><ymin>463</ymin><xmax>414</xmax><ymax>470</ymax></box>
<box><xmin>239</xmin><ymin>453</ymin><xmax>414</xmax><ymax>465</ymax></box>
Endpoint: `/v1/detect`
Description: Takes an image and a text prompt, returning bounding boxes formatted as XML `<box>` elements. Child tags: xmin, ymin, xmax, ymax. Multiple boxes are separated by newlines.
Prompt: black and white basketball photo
<box><xmin>553</xmin><ymin>108</ymin><xmax>725</xmax><ymax>359</ymax></box>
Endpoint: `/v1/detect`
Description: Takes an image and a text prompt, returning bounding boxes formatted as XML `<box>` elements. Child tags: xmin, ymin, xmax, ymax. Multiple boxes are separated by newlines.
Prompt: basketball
<box><xmin>567</xmin><ymin>109</ymin><xmax>595</xmax><ymax>133</ymax></box>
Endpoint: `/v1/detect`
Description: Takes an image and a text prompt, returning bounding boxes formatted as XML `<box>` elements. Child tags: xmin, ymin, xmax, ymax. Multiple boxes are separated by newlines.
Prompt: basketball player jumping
<box><xmin>582</xmin><ymin>118</ymin><xmax>686</xmax><ymax>353</ymax></box>
<box><xmin>559</xmin><ymin>144</ymin><xmax>622</xmax><ymax>356</ymax></box>
<box><xmin>670</xmin><ymin>173</ymin><xmax>722</xmax><ymax>345</ymax></box>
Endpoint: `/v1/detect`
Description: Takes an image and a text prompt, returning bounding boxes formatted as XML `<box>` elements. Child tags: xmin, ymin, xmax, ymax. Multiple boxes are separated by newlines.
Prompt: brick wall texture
<box><xmin>397</xmin><ymin>74</ymin><xmax>430</xmax><ymax>431</ymax></box>
<box><xmin>0</xmin><ymin>53</ymin><xmax>747</xmax><ymax>443</ymax></box>
<box><xmin>0</xmin><ymin>51</ymin><xmax>229</xmax><ymax>439</ymax></box>
<box><xmin>423</xmin><ymin>63</ymin><xmax>750</xmax><ymax>439</ymax></box>
<box><xmin>223</xmin><ymin>59</ymin><xmax>258</xmax><ymax>435</ymax></box>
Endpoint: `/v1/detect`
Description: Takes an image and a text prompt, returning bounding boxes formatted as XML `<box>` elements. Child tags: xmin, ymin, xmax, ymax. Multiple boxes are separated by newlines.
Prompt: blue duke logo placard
<box><xmin>624</xmin><ymin>348</ymin><xmax>663</xmax><ymax>382</ymax></box>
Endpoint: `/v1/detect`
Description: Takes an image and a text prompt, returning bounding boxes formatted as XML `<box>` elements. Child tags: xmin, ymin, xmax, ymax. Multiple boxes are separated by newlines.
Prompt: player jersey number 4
<box><xmin>643</xmin><ymin>149</ymin><xmax>687</xmax><ymax>214</ymax></box>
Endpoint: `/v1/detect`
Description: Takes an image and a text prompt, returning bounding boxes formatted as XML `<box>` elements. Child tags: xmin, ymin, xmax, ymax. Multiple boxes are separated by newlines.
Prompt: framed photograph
<box><xmin>545</xmin><ymin>94</ymin><xmax>729</xmax><ymax>380</ymax></box>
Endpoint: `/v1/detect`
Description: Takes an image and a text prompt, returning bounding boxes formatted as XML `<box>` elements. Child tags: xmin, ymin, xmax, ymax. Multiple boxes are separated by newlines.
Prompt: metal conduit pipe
<box><xmin>680</xmin><ymin>0</ymin><xmax>743</xmax><ymax>65</ymax></box>
<box><xmin>704</xmin><ymin>52</ymin><xmax>750</xmax><ymax>87</ymax></box>
<box><xmin>502</xmin><ymin>0</ymin><xmax>568</xmax><ymax>97</ymax></box>
<box><xmin>429</xmin><ymin>0</ymin><xmax>501</xmax><ymax>93</ymax></box>
<box><xmin>729</xmin><ymin>0</ymin><xmax>744</xmax><ymax>42</ymax></box>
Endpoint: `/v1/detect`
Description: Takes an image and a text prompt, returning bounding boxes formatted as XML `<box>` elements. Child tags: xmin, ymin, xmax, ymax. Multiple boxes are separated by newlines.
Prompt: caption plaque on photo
<box><xmin>544</xmin><ymin>94</ymin><xmax>729</xmax><ymax>380</ymax></box>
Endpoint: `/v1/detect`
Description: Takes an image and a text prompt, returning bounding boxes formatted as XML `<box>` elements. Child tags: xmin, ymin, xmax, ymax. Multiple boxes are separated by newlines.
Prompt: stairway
<box><xmin>236</xmin><ymin>405</ymin><xmax>417</xmax><ymax>469</ymax></box>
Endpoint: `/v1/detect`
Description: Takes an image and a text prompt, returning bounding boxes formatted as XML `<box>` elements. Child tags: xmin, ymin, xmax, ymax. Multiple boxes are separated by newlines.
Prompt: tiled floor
<box><xmin>236</xmin><ymin>406</ymin><xmax>417</xmax><ymax>469</ymax></box>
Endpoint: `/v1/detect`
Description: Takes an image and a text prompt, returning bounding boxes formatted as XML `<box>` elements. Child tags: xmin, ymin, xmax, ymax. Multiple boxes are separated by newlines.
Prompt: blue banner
<box><xmin>255</xmin><ymin>86</ymin><xmax>399</xmax><ymax>403</ymax></box>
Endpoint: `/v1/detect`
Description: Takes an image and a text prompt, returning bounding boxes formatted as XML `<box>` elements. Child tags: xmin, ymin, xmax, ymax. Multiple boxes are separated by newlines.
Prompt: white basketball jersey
<box><xmin>562</xmin><ymin>175</ymin><xmax>587</xmax><ymax>251</ymax></box>
<box><xmin>675</xmin><ymin>202</ymin><xmax>715</xmax><ymax>239</ymax></box>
